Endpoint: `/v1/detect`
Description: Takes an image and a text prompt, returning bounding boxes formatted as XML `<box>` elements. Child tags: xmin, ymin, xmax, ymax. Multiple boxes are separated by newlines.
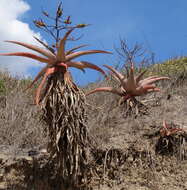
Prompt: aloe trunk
<box><xmin>41</xmin><ymin>71</ymin><xmax>89</xmax><ymax>188</ymax></box>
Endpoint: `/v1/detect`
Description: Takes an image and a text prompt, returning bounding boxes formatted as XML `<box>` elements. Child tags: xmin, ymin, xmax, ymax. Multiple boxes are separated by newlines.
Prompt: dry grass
<box><xmin>1</xmin><ymin>57</ymin><xmax>186</xmax><ymax>150</ymax></box>
<box><xmin>0</xmin><ymin>72</ymin><xmax>47</xmax><ymax>153</ymax></box>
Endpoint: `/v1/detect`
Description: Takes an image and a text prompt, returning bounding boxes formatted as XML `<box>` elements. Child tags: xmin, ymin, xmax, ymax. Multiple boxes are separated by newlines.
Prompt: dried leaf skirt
<box><xmin>41</xmin><ymin>73</ymin><xmax>89</xmax><ymax>187</ymax></box>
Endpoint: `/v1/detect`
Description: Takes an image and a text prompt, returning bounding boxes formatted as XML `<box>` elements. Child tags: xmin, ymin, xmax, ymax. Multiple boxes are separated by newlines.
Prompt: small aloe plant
<box><xmin>156</xmin><ymin>120</ymin><xmax>186</xmax><ymax>157</ymax></box>
<box><xmin>160</xmin><ymin>120</ymin><xmax>184</xmax><ymax>137</ymax></box>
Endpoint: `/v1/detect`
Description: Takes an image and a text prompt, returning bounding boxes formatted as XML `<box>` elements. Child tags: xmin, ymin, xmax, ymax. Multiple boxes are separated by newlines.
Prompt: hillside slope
<box><xmin>0</xmin><ymin>57</ymin><xmax>187</xmax><ymax>189</ymax></box>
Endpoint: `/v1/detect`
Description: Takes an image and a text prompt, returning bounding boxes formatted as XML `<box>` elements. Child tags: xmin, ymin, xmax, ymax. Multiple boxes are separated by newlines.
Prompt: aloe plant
<box><xmin>87</xmin><ymin>63</ymin><xmax>169</xmax><ymax>101</ymax></box>
<box><xmin>0</xmin><ymin>4</ymin><xmax>111</xmax><ymax>188</ymax></box>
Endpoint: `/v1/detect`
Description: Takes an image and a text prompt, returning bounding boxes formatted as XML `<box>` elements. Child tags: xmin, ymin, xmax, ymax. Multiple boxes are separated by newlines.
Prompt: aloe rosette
<box><xmin>87</xmin><ymin>63</ymin><xmax>169</xmax><ymax>101</ymax></box>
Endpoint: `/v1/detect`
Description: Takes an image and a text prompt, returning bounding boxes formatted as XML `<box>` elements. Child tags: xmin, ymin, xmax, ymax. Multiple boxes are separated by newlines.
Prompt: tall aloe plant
<box><xmin>0</xmin><ymin>4</ymin><xmax>110</xmax><ymax>188</ymax></box>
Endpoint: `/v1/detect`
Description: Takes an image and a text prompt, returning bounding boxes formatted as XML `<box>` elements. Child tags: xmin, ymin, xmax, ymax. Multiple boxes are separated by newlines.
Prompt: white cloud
<box><xmin>0</xmin><ymin>0</ymin><xmax>43</xmax><ymax>78</ymax></box>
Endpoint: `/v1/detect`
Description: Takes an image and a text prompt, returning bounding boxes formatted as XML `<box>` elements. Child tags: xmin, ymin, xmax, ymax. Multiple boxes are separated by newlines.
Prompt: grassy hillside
<box><xmin>0</xmin><ymin>57</ymin><xmax>187</xmax><ymax>189</ymax></box>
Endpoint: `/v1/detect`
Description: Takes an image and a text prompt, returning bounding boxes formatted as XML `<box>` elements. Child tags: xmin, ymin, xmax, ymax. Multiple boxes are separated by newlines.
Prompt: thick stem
<box><xmin>41</xmin><ymin>72</ymin><xmax>90</xmax><ymax>188</ymax></box>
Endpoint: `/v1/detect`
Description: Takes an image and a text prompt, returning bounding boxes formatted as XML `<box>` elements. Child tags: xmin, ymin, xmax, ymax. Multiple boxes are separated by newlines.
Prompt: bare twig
<box><xmin>115</xmin><ymin>38</ymin><xmax>154</xmax><ymax>70</ymax></box>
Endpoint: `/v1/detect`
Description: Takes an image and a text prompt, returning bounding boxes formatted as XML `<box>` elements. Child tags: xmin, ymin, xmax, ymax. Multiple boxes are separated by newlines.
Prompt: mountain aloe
<box><xmin>0</xmin><ymin>5</ymin><xmax>111</xmax><ymax>188</ymax></box>
<box><xmin>87</xmin><ymin>63</ymin><xmax>169</xmax><ymax>103</ymax></box>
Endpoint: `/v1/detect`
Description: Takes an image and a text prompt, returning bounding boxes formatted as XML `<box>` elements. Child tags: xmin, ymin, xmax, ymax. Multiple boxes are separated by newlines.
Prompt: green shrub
<box><xmin>148</xmin><ymin>56</ymin><xmax>187</xmax><ymax>77</ymax></box>
<box><xmin>0</xmin><ymin>79</ymin><xmax>6</xmax><ymax>95</ymax></box>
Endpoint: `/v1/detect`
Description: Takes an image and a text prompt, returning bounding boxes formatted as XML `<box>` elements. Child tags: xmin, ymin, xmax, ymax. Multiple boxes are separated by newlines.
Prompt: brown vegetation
<box><xmin>0</xmin><ymin>57</ymin><xmax>187</xmax><ymax>189</ymax></box>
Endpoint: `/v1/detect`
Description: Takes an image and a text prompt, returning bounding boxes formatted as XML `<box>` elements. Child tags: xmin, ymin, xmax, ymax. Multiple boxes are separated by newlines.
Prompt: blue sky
<box><xmin>0</xmin><ymin>0</ymin><xmax>187</xmax><ymax>85</ymax></box>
